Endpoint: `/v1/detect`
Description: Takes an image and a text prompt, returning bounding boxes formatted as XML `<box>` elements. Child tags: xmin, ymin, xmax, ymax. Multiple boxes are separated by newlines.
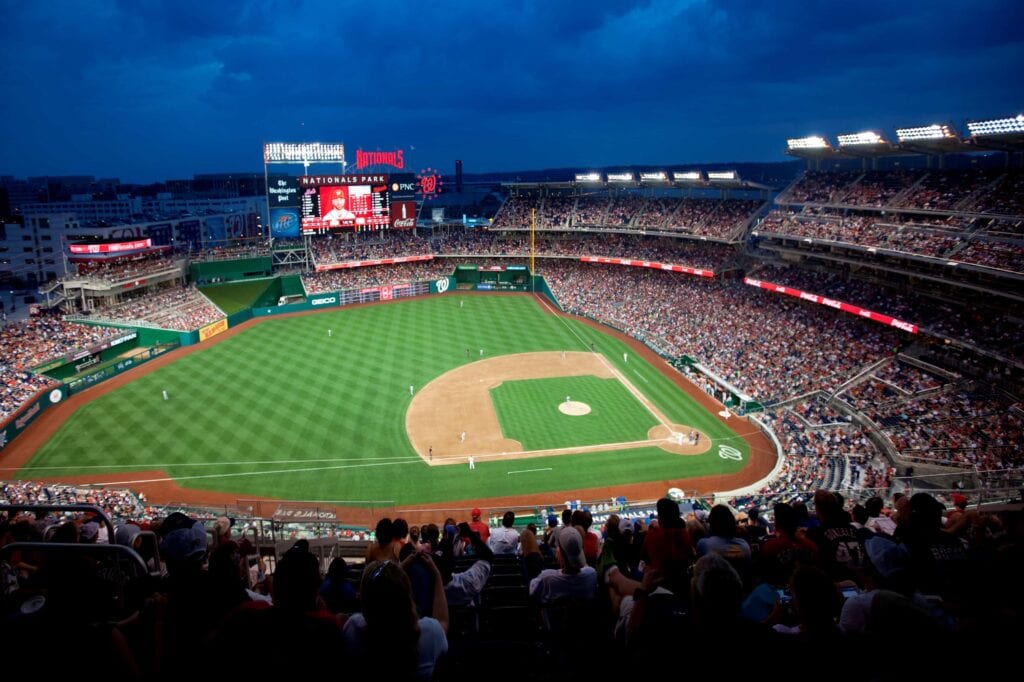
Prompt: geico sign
<box><xmin>310</xmin><ymin>297</ymin><xmax>337</xmax><ymax>306</ymax></box>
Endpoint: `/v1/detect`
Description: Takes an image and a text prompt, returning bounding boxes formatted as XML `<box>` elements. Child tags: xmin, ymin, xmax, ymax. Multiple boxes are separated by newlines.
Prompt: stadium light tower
<box><xmin>966</xmin><ymin>114</ymin><xmax>1024</xmax><ymax>136</ymax></box>
<box><xmin>786</xmin><ymin>136</ymin><xmax>838</xmax><ymax>169</ymax></box>
<box><xmin>895</xmin><ymin>123</ymin><xmax>964</xmax><ymax>167</ymax></box>
<box><xmin>966</xmin><ymin>114</ymin><xmax>1024</xmax><ymax>159</ymax></box>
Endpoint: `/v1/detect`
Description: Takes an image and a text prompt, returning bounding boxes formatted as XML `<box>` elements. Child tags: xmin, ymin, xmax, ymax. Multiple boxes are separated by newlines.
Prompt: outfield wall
<box><xmin>251</xmin><ymin>277</ymin><xmax>455</xmax><ymax>317</ymax></box>
<box><xmin>0</xmin><ymin>385</ymin><xmax>68</xmax><ymax>452</ymax></box>
<box><xmin>189</xmin><ymin>256</ymin><xmax>273</xmax><ymax>283</ymax></box>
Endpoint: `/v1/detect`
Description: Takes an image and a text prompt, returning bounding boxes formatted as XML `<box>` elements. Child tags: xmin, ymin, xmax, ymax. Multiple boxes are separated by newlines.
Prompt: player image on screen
<box><xmin>300</xmin><ymin>175</ymin><xmax>391</xmax><ymax>233</ymax></box>
<box><xmin>321</xmin><ymin>188</ymin><xmax>356</xmax><ymax>226</ymax></box>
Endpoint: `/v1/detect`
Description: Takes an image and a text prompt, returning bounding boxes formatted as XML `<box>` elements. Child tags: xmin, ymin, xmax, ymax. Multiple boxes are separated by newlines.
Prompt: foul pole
<box><xmin>530</xmin><ymin>208</ymin><xmax>536</xmax><ymax>292</ymax></box>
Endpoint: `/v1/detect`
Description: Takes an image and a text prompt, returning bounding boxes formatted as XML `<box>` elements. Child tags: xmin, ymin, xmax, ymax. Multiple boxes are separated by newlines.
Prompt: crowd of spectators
<box><xmin>839</xmin><ymin>170</ymin><xmax>918</xmax><ymax>208</ymax></box>
<box><xmin>969</xmin><ymin>170</ymin><xmax>1024</xmax><ymax>216</ymax></box>
<box><xmin>895</xmin><ymin>169</ymin><xmax>1000</xmax><ymax>212</ymax></box>
<box><xmin>767</xmin><ymin>168</ymin><xmax>1024</xmax><ymax>273</ymax></box>
<box><xmin>779</xmin><ymin>170</ymin><xmax>860</xmax><ymax>204</ymax></box>
<box><xmin>747</xmin><ymin>264</ymin><xmax>1024</xmax><ymax>361</ymax></box>
<box><xmin>0</xmin><ymin>313</ymin><xmax>123</xmax><ymax>419</ymax></box>
<box><xmin>67</xmin><ymin>251</ymin><xmax>182</xmax><ymax>284</ymax></box>
<box><xmin>873</xmin><ymin>360</ymin><xmax>947</xmax><ymax>393</ymax></box>
<box><xmin>866</xmin><ymin>387</ymin><xmax>1023</xmax><ymax>471</ymax></box>
<box><xmin>956</xmin><ymin>239</ymin><xmax>1024</xmax><ymax>273</ymax></box>
<box><xmin>839</xmin><ymin>378</ymin><xmax>903</xmax><ymax>411</ymax></box>
<box><xmin>543</xmin><ymin>262</ymin><xmax>900</xmax><ymax>402</ymax></box>
<box><xmin>757</xmin><ymin>210</ymin><xmax>968</xmax><ymax>259</ymax></box>
<box><xmin>302</xmin><ymin>262</ymin><xmax>454</xmax><ymax>294</ymax></box>
<box><xmin>189</xmin><ymin>241</ymin><xmax>271</xmax><ymax>261</ymax></box>
<box><xmin>789</xmin><ymin>396</ymin><xmax>852</xmax><ymax>427</ymax></box>
<box><xmin>87</xmin><ymin>285</ymin><xmax>223</xmax><ymax>331</ymax></box>
<box><xmin>4</xmin><ymin>483</ymin><xmax>1015</xmax><ymax>675</ymax></box>
<box><xmin>781</xmin><ymin>168</ymin><xmax>1021</xmax><ymax>215</ymax></box>
<box><xmin>305</xmin><ymin>229</ymin><xmax>737</xmax><ymax>272</ymax></box>
<box><xmin>490</xmin><ymin>194</ymin><xmax>763</xmax><ymax>238</ymax></box>
<box><xmin>1</xmin><ymin>480</ymin><xmax>148</xmax><ymax>524</ymax></box>
<box><xmin>3</xmin><ymin>486</ymin><xmax>1015</xmax><ymax>676</ymax></box>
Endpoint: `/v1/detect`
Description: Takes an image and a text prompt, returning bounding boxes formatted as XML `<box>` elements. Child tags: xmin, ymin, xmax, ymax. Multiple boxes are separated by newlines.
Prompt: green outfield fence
<box><xmin>189</xmin><ymin>256</ymin><xmax>273</xmax><ymax>283</ymax></box>
<box><xmin>66</xmin><ymin>341</ymin><xmax>180</xmax><ymax>395</ymax></box>
<box><xmin>0</xmin><ymin>385</ymin><xmax>69</xmax><ymax>451</ymax></box>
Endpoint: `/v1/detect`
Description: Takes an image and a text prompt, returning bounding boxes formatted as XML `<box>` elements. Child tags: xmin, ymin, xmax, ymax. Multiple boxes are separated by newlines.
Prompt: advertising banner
<box><xmin>389</xmin><ymin>173</ymin><xmax>418</xmax><ymax>200</ymax></box>
<box><xmin>308</xmin><ymin>295</ymin><xmax>339</xmax><ymax>307</ymax></box>
<box><xmin>580</xmin><ymin>256</ymin><xmax>714</xmax><ymax>278</ymax></box>
<box><xmin>33</xmin><ymin>332</ymin><xmax>137</xmax><ymax>372</ymax></box>
<box><xmin>0</xmin><ymin>386</ymin><xmax>67</xmax><ymax>451</ymax></box>
<box><xmin>270</xmin><ymin>207</ymin><xmax>301</xmax><ymax>239</ymax></box>
<box><xmin>199</xmin><ymin>318</ymin><xmax>229</xmax><ymax>342</ymax></box>
<box><xmin>390</xmin><ymin>201</ymin><xmax>417</xmax><ymax>228</ymax></box>
<box><xmin>268</xmin><ymin>175</ymin><xmax>300</xmax><ymax>207</ymax></box>
<box><xmin>743</xmin><ymin>278</ymin><xmax>918</xmax><ymax>333</ymax></box>
<box><xmin>314</xmin><ymin>254</ymin><xmax>432</xmax><ymax>272</ymax></box>
<box><xmin>69</xmin><ymin>239</ymin><xmax>152</xmax><ymax>254</ymax></box>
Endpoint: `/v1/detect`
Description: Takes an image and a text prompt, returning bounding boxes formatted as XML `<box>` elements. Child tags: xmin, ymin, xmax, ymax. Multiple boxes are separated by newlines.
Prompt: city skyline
<box><xmin>1</xmin><ymin>0</ymin><xmax>1021</xmax><ymax>183</ymax></box>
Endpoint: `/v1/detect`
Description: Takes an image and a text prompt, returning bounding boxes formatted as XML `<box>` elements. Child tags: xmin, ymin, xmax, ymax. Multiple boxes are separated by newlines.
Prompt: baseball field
<box><xmin>10</xmin><ymin>294</ymin><xmax>774</xmax><ymax>516</ymax></box>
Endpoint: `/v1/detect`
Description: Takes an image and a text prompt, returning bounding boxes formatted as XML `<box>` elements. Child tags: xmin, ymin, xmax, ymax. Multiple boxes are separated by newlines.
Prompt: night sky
<box><xmin>1</xmin><ymin>0</ymin><xmax>1021</xmax><ymax>183</ymax></box>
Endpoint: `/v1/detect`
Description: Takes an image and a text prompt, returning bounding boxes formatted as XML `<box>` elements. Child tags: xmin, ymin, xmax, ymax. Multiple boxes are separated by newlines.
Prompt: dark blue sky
<box><xmin>1</xmin><ymin>0</ymin><xmax>1021</xmax><ymax>183</ymax></box>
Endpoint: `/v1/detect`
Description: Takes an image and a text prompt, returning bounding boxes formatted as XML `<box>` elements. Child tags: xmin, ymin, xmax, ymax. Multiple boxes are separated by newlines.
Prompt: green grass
<box><xmin>491</xmin><ymin>376</ymin><xmax>658</xmax><ymax>450</ymax></box>
<box><xmin>22</xmin><ymin>295</ymin><xmax>752</xmax><ymax>505</ymax></box>
<box><xmin>200</xmin><ymin>279</ymin><xmax>276</xmax><ymax>315</ymax></box>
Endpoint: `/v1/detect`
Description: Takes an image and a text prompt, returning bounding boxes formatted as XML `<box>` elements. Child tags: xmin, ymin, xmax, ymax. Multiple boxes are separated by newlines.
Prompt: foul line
<box><xmin>534</xmin><ymin>295</ymin><xmax>670</xmax><ymax>429</ymax></box>
<box><xmin>4</xmin><ymin>455</ymin><xmax>420</xmax><ymax>472</ymax></box>
<box><xmin>507</xmin><ymin>467</ymin><xmax>553</xmax><ymax>475</ymax></box>
<box><xmin>86</xmin><ymin>458</ymin><xmax>421</xmax><ymax>487</ymax></box>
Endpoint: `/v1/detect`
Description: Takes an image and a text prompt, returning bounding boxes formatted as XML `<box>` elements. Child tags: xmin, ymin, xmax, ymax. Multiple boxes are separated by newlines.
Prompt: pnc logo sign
<box><xmin>718</xmin><ymin>445</ymin><xmax>743</xmax><ymax>461</ymax></box>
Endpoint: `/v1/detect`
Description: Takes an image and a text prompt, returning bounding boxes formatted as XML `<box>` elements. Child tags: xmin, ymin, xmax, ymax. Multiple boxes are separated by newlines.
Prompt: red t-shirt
<box><xmin>469</xmin><ymin>520</ymin><xmax>490</xmax><ymax>541</ymax></box>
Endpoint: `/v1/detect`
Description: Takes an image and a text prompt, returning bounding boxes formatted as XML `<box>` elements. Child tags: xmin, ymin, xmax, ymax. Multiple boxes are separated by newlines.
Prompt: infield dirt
<box><xmin>2</xmin><ymin>293</ymin><xmax>777</xmax><ymax>525</ymax></box>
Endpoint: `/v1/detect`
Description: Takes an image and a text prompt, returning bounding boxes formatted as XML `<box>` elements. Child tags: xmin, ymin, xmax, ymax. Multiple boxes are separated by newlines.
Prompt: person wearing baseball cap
<box><xmin>468</xmin><ymin>507</ymin><xmax>489</xmax><ymax>542</ymax></box>
<box><xmin>323</xmin><ymin>189</ymin><xmax>355</xmax><ymax>224</ymax></box>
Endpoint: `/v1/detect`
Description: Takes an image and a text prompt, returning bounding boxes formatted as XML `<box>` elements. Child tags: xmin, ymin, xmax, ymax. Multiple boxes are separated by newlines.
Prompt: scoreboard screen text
<box><xmin>299</xmin><ymin>174</ymin><xmax>390</xmax><ymax>234</ymax></box>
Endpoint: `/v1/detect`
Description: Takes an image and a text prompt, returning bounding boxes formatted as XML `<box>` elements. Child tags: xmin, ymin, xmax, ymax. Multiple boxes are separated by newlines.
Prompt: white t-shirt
<box><xmin>488</xmin><ymin>526</ymin><xmax>520</xmax><ymax>554</ymax></box>
<box><xmin>528</xmin><ymin>566</ymin><xmax>597</xmax><ymax>603</ymax></box>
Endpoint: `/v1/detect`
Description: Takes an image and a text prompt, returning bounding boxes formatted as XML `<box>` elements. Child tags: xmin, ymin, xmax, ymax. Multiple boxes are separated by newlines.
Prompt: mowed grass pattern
<box><xmin>491</xmin><ymin>376</ymin><xmax>659</xmax><ymax>450</ymax></box>
<box><xmin>23</xmin><ymin>295</ymin><xmax>752</xmax><ymax>504</ymax></box>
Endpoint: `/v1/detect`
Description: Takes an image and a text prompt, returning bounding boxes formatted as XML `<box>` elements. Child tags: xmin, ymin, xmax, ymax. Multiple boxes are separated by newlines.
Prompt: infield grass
<box><xmin>22</xmin><ymin>294</ymin><xmax>752</xmax><ymax>505</ymax></box>
<box><xmin>491</xmin><ymin>376</ymin><xmax>659</xmax><ymax>450</ymax></box>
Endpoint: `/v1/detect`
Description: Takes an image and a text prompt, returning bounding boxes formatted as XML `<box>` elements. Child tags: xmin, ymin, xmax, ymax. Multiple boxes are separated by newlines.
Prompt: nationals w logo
<box><xmin>718</xmin><ymin>445</ymin><xmax>743</xmax><ymax>461</ymax></box>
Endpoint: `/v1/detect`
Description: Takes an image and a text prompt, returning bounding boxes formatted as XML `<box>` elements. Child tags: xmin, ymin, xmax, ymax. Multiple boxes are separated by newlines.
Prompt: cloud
<box><xmin>0</xmin><ymin>0</ymin><xmax>1021</xmax><ymax>179</ymax></box>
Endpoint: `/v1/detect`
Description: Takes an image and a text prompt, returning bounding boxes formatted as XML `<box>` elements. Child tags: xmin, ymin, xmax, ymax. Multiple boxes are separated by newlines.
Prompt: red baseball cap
<box><xmin>471</xmin><ymin>508</ymin><xmax>481</xmax><ymax>518</ymax></box>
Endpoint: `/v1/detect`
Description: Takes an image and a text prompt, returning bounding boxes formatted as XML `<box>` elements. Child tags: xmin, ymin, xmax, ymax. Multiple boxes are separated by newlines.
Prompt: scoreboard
<box><xmin>299</xmin><ymin>174</ymin><xmax>391</xmax><ymax>234</ymax></box>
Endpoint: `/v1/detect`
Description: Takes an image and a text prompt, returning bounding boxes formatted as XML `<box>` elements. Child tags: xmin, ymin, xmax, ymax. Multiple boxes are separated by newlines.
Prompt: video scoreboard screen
<box><xmin>299</xmin><ymin>174</ymin><xmax>390</xmax><ymax>233</ymax></box>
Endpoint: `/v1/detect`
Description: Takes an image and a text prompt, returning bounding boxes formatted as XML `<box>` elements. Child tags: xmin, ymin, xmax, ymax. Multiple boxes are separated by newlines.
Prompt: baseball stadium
<box><xmin>2</xmin><ymin>121</ymin><xmax>1022</xmax><ymax>672</ymax></box>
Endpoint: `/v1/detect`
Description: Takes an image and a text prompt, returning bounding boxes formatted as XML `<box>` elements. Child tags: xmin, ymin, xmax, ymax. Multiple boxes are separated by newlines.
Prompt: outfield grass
<box><xmin>22</xmin><ymin>295</ymin><xmax>751</xmax><ymax>504</ymax></box>
<box><xmin>491</xmin><ymin>376</ymin><xmax>659</xmax><ymax>450</ymax></box>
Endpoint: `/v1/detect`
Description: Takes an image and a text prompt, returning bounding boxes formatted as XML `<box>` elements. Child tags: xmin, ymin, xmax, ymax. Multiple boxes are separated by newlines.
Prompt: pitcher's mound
<box><xmin>559</xmin><ymin>401</ymin><xmax>591</xmax><ymax>416</ymax></box>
